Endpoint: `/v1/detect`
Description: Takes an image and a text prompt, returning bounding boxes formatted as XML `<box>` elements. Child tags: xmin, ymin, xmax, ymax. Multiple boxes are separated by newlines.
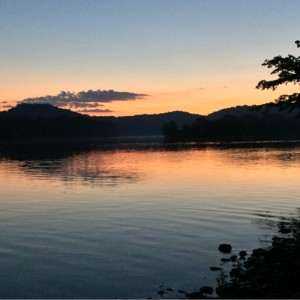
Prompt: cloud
<box><xmin>78</xmin><ymin>108</ymin><xmax>114</xmax><ymax>114</ymax></box>
<box><xmin>17</xmin><ymin>89</ymin><xmax>148</xmax><ymax>111</ymax></box>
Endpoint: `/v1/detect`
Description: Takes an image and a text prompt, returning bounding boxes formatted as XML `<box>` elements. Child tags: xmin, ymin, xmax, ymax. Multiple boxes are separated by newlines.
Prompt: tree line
<box><xmin>163</xmin><ymin>40</ymin><xmax>300</xmax><ymax>142</ymax></box>
<box><xmin>162</xmin><ymin>114</ymin><xmax>300</xmax><ymax>142</ymax></box>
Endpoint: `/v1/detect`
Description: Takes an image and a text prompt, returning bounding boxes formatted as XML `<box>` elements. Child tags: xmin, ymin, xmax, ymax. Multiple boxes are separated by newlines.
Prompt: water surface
<box><xmin>0</xmin><ymin>142</ymin><xmax>299</xmax><ymax>298</ymax></box>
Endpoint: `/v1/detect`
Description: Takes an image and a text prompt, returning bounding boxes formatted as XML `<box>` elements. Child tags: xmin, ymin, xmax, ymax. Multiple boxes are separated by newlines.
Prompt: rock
<box><xmin>230</xmin><ymin>255</ymin><xmax>237</xmax><ymax>262</ymax></box>
<box><xmin>271</xmin><ymin>238</ymin><xmax>297</xmax><ymax>256</ymax></box>
<box><xmin>281</xmin><ymin>237</ymin><xmax>296</xmax><ymax>245</ymax></box>
<box><xmin>212</xmin><ymin>218</ymin><xmax>300</xmax><ymax>299</ymax></box>
<box><xmin>279</xmin><ymin>227</ymin><xmax>292</xmax><ymax>234</ymax></box>
<box><xmin>218</xmin><ymin>243</ymin><xmax>232</xmax><ymax>253</ymax></box>
<box><xmin>221</xmin><ymin>257</ymin><xmax>231</xmax><ymax>262</ymax></box>
<box><xmin>252</xmin><ymin>248</ymin><xmax>268</xmax><ymax>256</ymax></box>
<box><xmin>157</xmin><ymin>290</ymin><xmax>164</xmax><ymax>297</ymax></box>
<box><xmin>187</xmin><ymin>291</ymin><xmax>201</xmax><ymax>299</ymax></box>
<box><xmin>210</xmin><ymin>266</ymin><xmax>223</xmax><ymax>271</ymax></box>
<box><xmin>177</xmin><ymin>289</ymin><xmax>187</xmax><ymax>294</ymax></box>
<box><xmin>166</xmin><ymin>288</ymin><xmax>174</xmax><ymax>291</ymax></box>
<box><xmin>239</xmin><ymin>250</ymin><xmax>247</xmax><ymax>257</ymax></box>
<box><xmin>215</xmin><ymin>286</ymin><xmax>224</xmax><ymax>296</ymax></box>
<box><xmin>200</xmin><ymin>285</ymin><xmax>214</xmax><ymax>294</ymax></box>
<box><xmin>244</xmin><ymin>257</ymin><xmax>254</xmax><ymax>269</ymax></box>
<box><xmin>230</xmin><ymin>268</ymin><xmax>246</xmax><ymax>278</ymax></box>
<box><xmin>272</xmin><ymin>236</ymin><xmax>283</xmax><ymax>246</ymax></box>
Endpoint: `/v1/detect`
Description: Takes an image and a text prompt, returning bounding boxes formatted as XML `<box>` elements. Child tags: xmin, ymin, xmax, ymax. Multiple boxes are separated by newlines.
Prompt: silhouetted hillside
<box><xmin>0</xmin><ymin>104</ymin><xmax>200</xmax><ymax>141</ymax></box>
<box><xmin>0</xmin><ymin>104</ymin><xmax>114</xmax><ymax>141</ymax></box>
<box><xmin>207</xmin><ymin>105</ymin><xmax>255</xmax><ymax>119</ymax></box>
<box><xmin>110</xmin><ymin>111</ymin><xmax>200</xmax><ymax>136</ymax></box>
<box><xmin>3</xmin><ymin>103</ymin><xmax>81</xmax><ymax>118</ymax></box>
<box><xmin>3</xmin><ymin>103</ymin><xmax>299</xmax><ymax>143</ymax></box>
<box><xmin>207</xmin><ymin>105</ymin><xmax>300</xmax><ymax>120</ymax></box>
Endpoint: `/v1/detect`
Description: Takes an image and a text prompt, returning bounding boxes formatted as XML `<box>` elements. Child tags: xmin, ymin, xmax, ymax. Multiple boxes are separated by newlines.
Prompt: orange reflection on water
<box><xmin>1</xmin><ymin>146</ymin><xmax>300</xmax><ymax>196</ymax></box>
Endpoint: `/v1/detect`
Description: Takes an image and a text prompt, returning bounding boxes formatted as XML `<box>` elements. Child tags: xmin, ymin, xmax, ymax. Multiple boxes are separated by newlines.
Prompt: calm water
<box><xmin>0</xmin><ymin>142</ymin><xmax>299</xmax><ymax>298</ymax></box>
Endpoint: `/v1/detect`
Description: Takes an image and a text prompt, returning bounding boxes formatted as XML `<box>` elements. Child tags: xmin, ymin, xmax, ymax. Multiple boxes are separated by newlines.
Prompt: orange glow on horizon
<box><xmin>0</xmin><ymin>79</ymin><xmax>298</xmax><ymax>117</ymax></box>
<box><xmin>79</xmin><ymin>82</ymin><xmax>297</xmax><ymax>117</ymax></box>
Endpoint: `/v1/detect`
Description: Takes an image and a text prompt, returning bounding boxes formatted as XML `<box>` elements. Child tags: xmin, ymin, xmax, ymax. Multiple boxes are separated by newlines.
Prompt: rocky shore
<box><xmin>187</xmin><ymin>217</ymin><xmax>300</xmax><ymax>299</ymax></box>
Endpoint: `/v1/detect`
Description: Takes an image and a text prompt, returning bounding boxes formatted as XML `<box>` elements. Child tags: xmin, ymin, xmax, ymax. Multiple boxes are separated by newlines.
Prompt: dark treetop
<box><xmin>256</xmin><ymin>40</ymin><xmax>300</xmax><ymax>111</ymax></box>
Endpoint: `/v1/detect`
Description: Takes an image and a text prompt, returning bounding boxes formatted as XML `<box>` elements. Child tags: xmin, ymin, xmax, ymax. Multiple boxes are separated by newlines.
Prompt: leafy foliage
<box><xmin>256</xmin><ymin>40</ymin><xmax>300</xmax><ymax>109</ymax></box>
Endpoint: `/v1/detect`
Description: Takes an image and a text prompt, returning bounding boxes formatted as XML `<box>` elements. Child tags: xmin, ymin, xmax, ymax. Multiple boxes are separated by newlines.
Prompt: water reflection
<box><xmin>0</xmin><ymin>146</ymin><xmax>141</xmax><ymax>187</ymax></box>
<box><xmin>215</xmin><ymin>148</ymin><xmax>300</xmax><ymax>167</ymax></box>
<box><xmin>1</xmin><ymin>141</ymin><xmax>300</xmax><ymax>187</ymax></box>
<box><xmin>254</xmin><ymin>208</ymin><xmax>300</xmax><ymax>230</ymax></box>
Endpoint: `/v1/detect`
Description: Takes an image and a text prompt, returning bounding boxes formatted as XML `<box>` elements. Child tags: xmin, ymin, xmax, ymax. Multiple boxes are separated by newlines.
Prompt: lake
<box><xmin>0</xmin><ymin>141</ymin><xmax>299</xmax><ymax>298</ymax></box>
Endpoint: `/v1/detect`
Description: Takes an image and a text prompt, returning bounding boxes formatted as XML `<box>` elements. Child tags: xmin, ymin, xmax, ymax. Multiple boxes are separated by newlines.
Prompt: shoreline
<box><xmin>187</xmin><ymin>215</ymin><xmax>300</xmax><ymax>299</ymax></box>
<box><xmin>1</xmin><ymin>137</ymin><xmax>300</xmax><ymax>149</ymax></box>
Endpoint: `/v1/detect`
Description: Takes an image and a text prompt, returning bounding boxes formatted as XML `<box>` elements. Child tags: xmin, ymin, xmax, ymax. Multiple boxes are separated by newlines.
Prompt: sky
<box><xmin>0</xmin><ymin>0</ymin><xmax>299</xmax><ymax>116</ymax></box>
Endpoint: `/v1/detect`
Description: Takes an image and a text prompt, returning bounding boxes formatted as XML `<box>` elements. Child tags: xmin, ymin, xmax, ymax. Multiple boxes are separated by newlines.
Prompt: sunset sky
<box><xmin>0</xmin><ymin>0</ymin><xmax>299</xmax><ymax>116</ymax></box>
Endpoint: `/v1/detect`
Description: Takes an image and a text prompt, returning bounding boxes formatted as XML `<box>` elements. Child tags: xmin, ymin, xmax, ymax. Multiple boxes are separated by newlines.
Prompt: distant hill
<box><xmin>109</xmin><ymin>111</ymin><xmax>201</xmax><ymax>136</ymax></box>
<box><xmin>0</xmin><ymin>104</ymin><xmax>201</xmax><ymax>140</ymax></box>
<box><xmin>207</xmin><ymin>105</ymin><xmax>300</xmax><ymax>120</ymax></box>
<box><xmin>164</xmin><ymin>108</ymin><xmax>300</xmax><ymax>142</ymax></box>
<box><xmin>207</xmin><ymin>105</ymin><xmax>255</xmax><ymax>119</ymax></box>
<box><xmin>2</xmin><ymin>103</ymin><xmax>300</xmax><ymax>142</ymax></box>
<box><xmin>2</xmin><ymin>103</ymin><xmax>81</xmax><ymax>118</ymax></box>
<box><xmin>0</xmin><ymin>104</ymin><xmax>112</xmax><ymax>141</ymax></box>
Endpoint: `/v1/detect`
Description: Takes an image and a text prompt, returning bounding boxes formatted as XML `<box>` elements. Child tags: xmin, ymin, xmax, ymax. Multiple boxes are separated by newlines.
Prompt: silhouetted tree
<box><xmin>256</xmin><ymin>40</ymin><xmax>300</xmax><ymax>111</ymax></box>
<box><xmin>162</xmin><ymin>121</ymin><xmax>181</xmax><ymax>140</ymax></box>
